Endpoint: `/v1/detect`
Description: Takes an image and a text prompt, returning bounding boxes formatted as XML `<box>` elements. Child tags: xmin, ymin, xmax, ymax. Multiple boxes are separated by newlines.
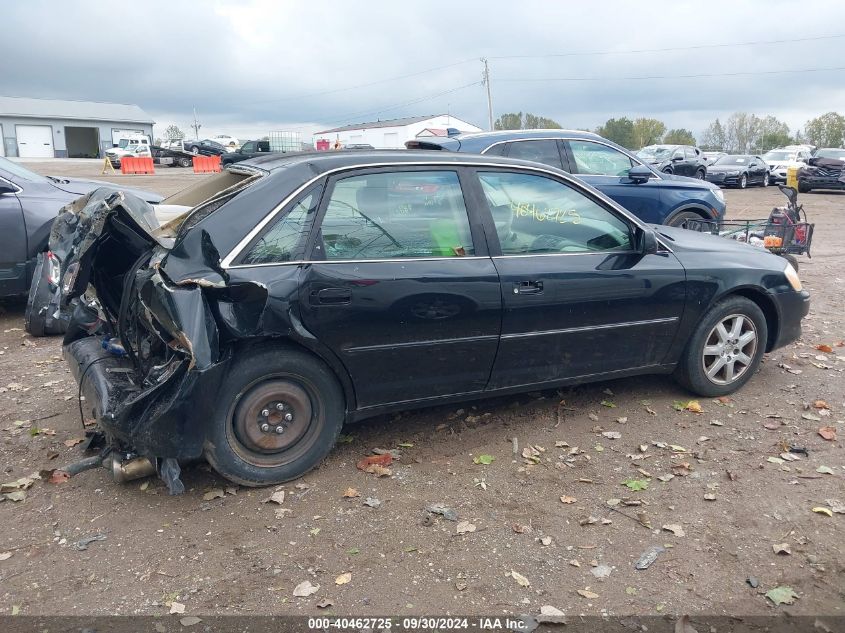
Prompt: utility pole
<box><xmin>191</xmin><ymin>107</ymin><xmax>202</xmax><ymax>140</ymax></box>
<box><xmin>481</xmin><ymin>58</ymin><xmax>494</xmax><ymax>131</ymax></box>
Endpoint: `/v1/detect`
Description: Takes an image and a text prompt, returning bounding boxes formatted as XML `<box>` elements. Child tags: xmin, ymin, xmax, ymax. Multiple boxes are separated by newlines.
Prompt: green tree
<box><xmin>494</xmin><ymin>112</ymin><xmax>561</xmax><ymax>130</ymax></box>
<box><xmin>756</xmin><ymin>115</ymin><xmax>791</xmax><ymax>152</ymax></box>
<box><xmin>596</xmin><ymin>117</ymin><xmax>636</xmax><ymax>149</ymax></box>
<box><xmin>631</xmin><ymin>118</ymin><xmax>666</xmax><ymax>149</ymax></box>
<box><xmin>700</xmin><ymin>119</ymin><xmax>726</xmax><ymax>151</ymax></box>
<box><xmin>803</xmin><ymin>112</ymin><xmax>845</xmax><ymax>148</ymax></box>
<box><xmin>663</xmin><ymin>128</ymin><xmax>697</xmax><ymax>145</ymax></box>
<box><xmin>164</xmin><ymin>124</ymin><xmax>185</xmax><ymax>140</ymax></box>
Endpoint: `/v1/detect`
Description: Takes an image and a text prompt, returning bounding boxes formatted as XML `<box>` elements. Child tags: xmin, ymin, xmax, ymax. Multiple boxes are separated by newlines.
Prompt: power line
<box><xmin>252</xmin><ymin>59</ymin><xmax>477</xmax><ymax>105</ymax></box>
<box><xmin>488</xmin><ymin>33</ymin><xmax>845</xmax><ymax>60</ymax></box>
<box><xmin>497</xmin><ymin>66</ymin><xmax>845</xmax><ymax>83</ymax></box>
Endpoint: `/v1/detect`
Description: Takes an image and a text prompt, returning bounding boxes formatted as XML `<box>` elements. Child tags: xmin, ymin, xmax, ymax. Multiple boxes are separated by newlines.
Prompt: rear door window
<box><xmin>504</xmin><ymin>140</ymin><xmax>564</xmax><ymax>169</ymax></box>
<box><xmin>240</xmin><ymin>189</ymin><xmax>321</xmax><ymax>265</ymax></box>
<box><xmin>313</xmin><ymin>171</ymin><xmax>475</xmax><ymax>260</ymax></box>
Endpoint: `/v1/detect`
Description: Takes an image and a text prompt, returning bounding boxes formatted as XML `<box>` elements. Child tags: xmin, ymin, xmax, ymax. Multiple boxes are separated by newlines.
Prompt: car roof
<box><xmin>240</xmin><ymin>148</ymin><xmax>564</xmax><ymax>174</ymax></box>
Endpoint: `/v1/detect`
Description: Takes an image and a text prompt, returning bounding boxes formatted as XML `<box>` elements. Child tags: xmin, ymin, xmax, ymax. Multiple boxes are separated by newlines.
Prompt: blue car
<box><xmin>407</xmin><ymin>130</ymin><xmax>726</xmax><ymax>227</ymax></box>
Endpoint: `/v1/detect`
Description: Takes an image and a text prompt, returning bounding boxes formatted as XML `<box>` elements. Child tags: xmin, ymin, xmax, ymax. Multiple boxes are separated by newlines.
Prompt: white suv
<box><xmin>762</xmin><ymin>147</ymin><xmax>811</xmax><ymax>183</ymax></box>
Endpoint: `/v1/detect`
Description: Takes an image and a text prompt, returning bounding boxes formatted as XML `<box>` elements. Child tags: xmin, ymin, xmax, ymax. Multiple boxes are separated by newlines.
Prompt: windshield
<box><xmin>117</xmin><ymin>139</ymin><xmax>130</xmax><ymax>149</ymax></box>
<box><xmin>636</xmin><ymin>146</ymin><xmax>673</xmax><ymax>160</ymax></box>
<box><xmin>0</xmin><ymin>156</ymin><xmax>50</xmax><ymax>183</ymax></box>
<box><xmin>714</xmin><ymin>155</ymin><xmax>751</xmax><ymax>166</ymax></box>
<box><xmin>763</xmin><ymin>151</ymin><xmax>793</xmax><ymax>162</ymax></box>
<box><xmin>815</xmin><ymin>148</ymin><xmax>845</xmax><ymax>160</ymax></box>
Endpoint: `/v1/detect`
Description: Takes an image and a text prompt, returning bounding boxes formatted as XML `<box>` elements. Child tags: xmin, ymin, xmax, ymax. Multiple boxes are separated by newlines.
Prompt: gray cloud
<box><xmin>3</xmin><ymin>0</ymin><xmax>845</xmax><ymax>140</ymax></box>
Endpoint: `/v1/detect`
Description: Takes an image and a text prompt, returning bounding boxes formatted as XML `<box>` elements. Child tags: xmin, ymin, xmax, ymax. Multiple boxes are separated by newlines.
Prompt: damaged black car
<box><xmin>54</xmin><ymin>151</ymin><xmax>809</xmax><ymax>489</ymax></box>
<box><xmin>798</xmin><ymin>154</ymin><xmax>845</xmax><ymax>193</ymax></box>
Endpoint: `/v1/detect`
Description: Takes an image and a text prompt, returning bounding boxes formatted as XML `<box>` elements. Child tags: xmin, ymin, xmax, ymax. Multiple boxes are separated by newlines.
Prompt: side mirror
<box><xmin>628</xmin><ymin>164</ymin><xmax>652</xmax><ymax>184</ymax></box>
<box><xmin>640</xmin><ymin>229</ymin><xmax>659</xmax><ymax>255</ymax></box>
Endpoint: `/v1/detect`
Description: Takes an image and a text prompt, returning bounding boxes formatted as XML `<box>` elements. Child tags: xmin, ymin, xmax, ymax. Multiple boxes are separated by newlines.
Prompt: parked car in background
<box><xmin>636</xmin><ymin>144</ymin><xmax>708</xmax><ymax>179</ymax></box>
<box><xmin>221</xmin><ymin>140</ymin><xmax>276</xmax><ymax>166</ymax></box>
<box><xmin>703</xmin><ymin>151</ymin><xmax>726</xmax><ymax>166</ymax></box>
<box><xmin>187</xmin><ymin>139</ymin><xmax>229</xmax><ymax>156</ymax></box>
<box><xmin>406</xmin><ymin>130</ymin><xmax>725</xmax><ymax>227</ymax></box>
<box><xmin>105</xmin><ymin>141</ymin><xmax>153</xmax><ymax>168</ymax></box>
<box><xmin>161</xmin><ymin>139</ymin><xmax>192</xmax><ymax>152</ymax></box>
<box><xmin>53</xmin><ymin>150</ymin><xmax>808</xmax><ymax>487</ymax></box>
<box><xmin>0</xmin><ymin>157</ymin><xmax>162</xmax><ymax>334</ymax></box>
<box><xmin>763</xmin><ymin>147</ymin><xmax>812</xmax><ymax>183</ymax></box>
<box><xmin>343</xmin><ymin>143</ymin><xmax>375</xmax><ymax>150</ymax></box>
<box><xmin>813</xmin><ymin>147</ymin><xmax>845</xmax><ymax>160</ymax></box>
<box><xmin>798</xmin><ymin>153</ymin><xmax>845</xmax><ymax>193</ymax></box>
<box><xmin>213</xmin><ymin>135</ymin><xmax>240</xmax><ymax>149</ymax></box>
<box><xmin>705</xmin><ymin>155</ymin><xmax>770</xmax><ymax>188</ymax></box>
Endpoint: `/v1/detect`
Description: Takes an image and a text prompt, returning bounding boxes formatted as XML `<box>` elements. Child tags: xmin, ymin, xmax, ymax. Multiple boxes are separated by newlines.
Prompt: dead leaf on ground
<box><xmin>264</xmin><ymin>490</ymin><xmax>285</xmax><ymax>504</ymax></box>
<box><xmin>510</xmin><ymin>570</ymin><xmax>530</xmax><ymax>587</ymax></box>
<box><xmin>577</xmin><ymin>589</ymin><xmax>599</xmax><ymax>599</ymax></box>
<box><xmin>560</xmin><ymin>495</ymin><xmax>577</xmax><ymax>504</ymax></box>
<box><xmin>813</xmin><ymin>400</ymin><xmax>830</xmax><ymax>410</ymax></box>
<box><xmin>456</xmin><ymin>520</ymin><xmax>476</xmax><ymax>534</ymax></box>
<box><xmin>356</xmin><ymin>453</ymin><xmax>393</xmax><ymax>471</ymax></box>
<box><xmin>772</xmin><ymin>543</ymin><xmax>791</xmax><ymax>555</ymax></box>
<box><xmin>169</xmin><ymin>602</ymin><xmax>186</xmax><ymax>614</ymax></box>
<box><xmin>814</xmin><ymin>344</ymin><xmax>834</xmax><ymax>353</ymax></box>
<box><xmin>812</xmin><ymin>507</ymin><xmax>833</xmax><ymax>517</ymax></box>
<box><xmin>293</xmin><ymin>580</ymin><xmax>320</xmax><ymax>597</ymax></box>
<box><xmin>335</xmin><ymin>572</ymin><xmax>351</xmax><ymax>585</ymax></box>
<box><xmin>342</xmin><ymin>487</ymin><xmax>360</xmax><ymax>498</ymax></box>
<box><xmin>662</xmin><ymin>524</ymin><xmax>686</xmax><ymax>537</ymax></box>
<box><xmin>63</xmin><ymin>438</ymin><xmax>84</xmax><ymax>448</ymax></box>
<box><xmin>48</xmin><ymin>470</ymin><xmax>70</xmax><ymax>484</ymax></box>
<box><xmin>765</xmin><ymin>586</ymin><xmax>798</xmax><ymax>606</ymax></box>
<box><xmin>818</xmin><ymin>426</ymin><xmax>836</xmax><ymax>441</ymax></box>
<box><xmin>203</xmin><ymin>488</ymin><xmax>225</xmax><ymax>501</ymax></box>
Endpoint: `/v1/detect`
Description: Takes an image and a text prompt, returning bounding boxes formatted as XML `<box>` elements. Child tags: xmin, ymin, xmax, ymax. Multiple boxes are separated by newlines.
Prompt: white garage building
<box><xmin>313</xmin><ymin>114</ymin><xmax>482</xmax><ymax>150</ymax></box>
<box><xmin>0</xmin><ymin>96</ymin><xmax>154</xmax><ymax>159</ymax></box>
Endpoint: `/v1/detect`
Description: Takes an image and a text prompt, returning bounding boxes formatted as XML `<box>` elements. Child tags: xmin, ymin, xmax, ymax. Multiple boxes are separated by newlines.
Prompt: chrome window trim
<box><xmin>221</xmin><ymin>160</ymin><xmax>651</xmax><ymax>268</ymax></box>
<box><xmin>0</xmin><ymin>175</ymin><xmax>23</xmax><ymax>195</ymax></box>
<box><xmin>500</xmin><ymin>317</ymin><xmax>679</xmax><ymax>340</ymax></box>
<box><xmin>227</xmin><ymin>255</ymin><xmax>490</xmax><ymax>270</ymax></box>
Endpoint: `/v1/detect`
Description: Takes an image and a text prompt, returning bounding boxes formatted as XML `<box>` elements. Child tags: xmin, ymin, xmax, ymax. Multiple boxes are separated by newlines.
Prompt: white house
<box><xmin>313</xmin><ymin>114</ymin><xmax>482</xmax><ymax>150</ymax></box>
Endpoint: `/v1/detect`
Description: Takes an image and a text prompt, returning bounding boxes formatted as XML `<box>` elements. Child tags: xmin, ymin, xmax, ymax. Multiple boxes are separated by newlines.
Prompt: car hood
<box><xmin>657</xmin><ymin>172</ymin><xmax>721</xmax><ymax>191</ymax></box>
<box><xmin>655</xmin><ymin>224</ymin><xmax>780</xmax><ymax>260</ymax></box>
<box><xmin>50</xmin><ymin>177</ymin><xmax>163</xmax><ymax>203</ymax></box>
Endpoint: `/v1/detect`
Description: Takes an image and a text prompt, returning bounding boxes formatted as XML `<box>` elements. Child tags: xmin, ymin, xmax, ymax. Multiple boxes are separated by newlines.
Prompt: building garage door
<box><xmin>16</xmin><ymin>124</ymin><xmax>54</xmax><ymax>158</ymax></box>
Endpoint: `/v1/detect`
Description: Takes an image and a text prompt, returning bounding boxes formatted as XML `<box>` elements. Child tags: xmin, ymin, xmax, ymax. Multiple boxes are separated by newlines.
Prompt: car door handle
<box><xmin>312</xmin><ymin>287</ymin><xmax>351</xmax><ymax>305</ymax></box>
<box><xmin>513</xmin><ymin>280</ymin><xmax>543</xmax><ymax>295</ymax></box>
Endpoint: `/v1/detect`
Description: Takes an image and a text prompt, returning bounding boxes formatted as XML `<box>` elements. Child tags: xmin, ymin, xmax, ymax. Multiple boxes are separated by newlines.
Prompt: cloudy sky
<box><xmin>4</xmin><ymin>0</ymin><xmax>845</xmax><ymax>142</ymax></box>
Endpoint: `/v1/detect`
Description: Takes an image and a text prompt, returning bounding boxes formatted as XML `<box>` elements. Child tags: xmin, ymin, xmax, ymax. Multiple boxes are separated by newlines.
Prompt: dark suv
<box><xmin>407</xmin><ymin>131</ymin><xmax>724</xmax><ymax>227</ymax></box>
<box><xmin>636</xmin><ymin>144</ymin><xmax>708</xmax><ymax>179</ymax></box>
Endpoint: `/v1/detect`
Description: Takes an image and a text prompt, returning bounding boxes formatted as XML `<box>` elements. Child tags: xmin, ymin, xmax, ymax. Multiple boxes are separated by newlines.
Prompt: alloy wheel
<box><xmin>701</xmin><ymin>314</ymin><xmax>758</xmax><ymax>385</ymax></box>
<box><xmin>739</xmin><ymin>174</ymin><xmax>747</xmax><ymax>189</ymax></box>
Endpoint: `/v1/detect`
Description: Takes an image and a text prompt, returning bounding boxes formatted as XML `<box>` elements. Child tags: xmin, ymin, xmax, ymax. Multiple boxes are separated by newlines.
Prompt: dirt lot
<box><xmin>0</xmin><ymin>162</ymin><xmax>843</xmax><ymax>622</ymax></box>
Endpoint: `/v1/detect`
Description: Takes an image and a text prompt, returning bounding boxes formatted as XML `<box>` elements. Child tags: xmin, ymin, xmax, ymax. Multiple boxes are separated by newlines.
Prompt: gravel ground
<box><xmin>0</xmin><ymin>162</ymin><xmax>843</xmax><ymax>622</ymax></box>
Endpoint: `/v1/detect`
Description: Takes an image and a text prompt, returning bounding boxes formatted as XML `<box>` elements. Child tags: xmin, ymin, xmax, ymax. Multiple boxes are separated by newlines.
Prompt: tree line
<box><xmin>494</xmin><ymin>111</ymin><xmax>845</xmax><ymax>153</ymax></box>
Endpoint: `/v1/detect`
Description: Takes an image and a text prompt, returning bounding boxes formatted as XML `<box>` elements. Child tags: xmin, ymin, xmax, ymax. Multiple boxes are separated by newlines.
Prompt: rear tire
<box><xmin>762</xmin><ymin>172</ymin><xmax>769</xmax><ymax>187</ymax></box>
<box><xmin>674</xmin><ymin>296</ymin><xmax>767</xmax><ymax>397</ymax></box>
<box><xmin>695</xmin><ymin>169</ymin><xmax>705</xmax><ymax>180</ymax></box>
<box><xmin>667</xmin><ymin>210</ymin><xmax>703</xmax><ymax>229</ymax></box>
<box><xmin>178</xmin><ymin>157</ymin><xmax>192</xmax><ymax>168</ymax></box>
<box><xmin>204</xmin><ymin>345</ymin><xmax>345</xmax><ymax>486</ymax></box>
<box><xmin>24</xmin><ymin>253</ymin><xmax>66</xmax><ymax>337</ymax></box>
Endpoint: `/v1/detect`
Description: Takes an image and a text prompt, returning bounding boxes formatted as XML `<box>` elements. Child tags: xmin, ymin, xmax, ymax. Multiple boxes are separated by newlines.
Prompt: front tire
<box><xmin>674</xmin><ymin>296</ymin><xmax>767</xmax><ymax>397</ymax></box>
<box><xmin>204</xmin><ymin>345</ymin><xmax>345</xmax><ymax>486</ymax></box>
<box><xmin>797</xmin><ymin>182</ymin><xmax>810</xmax><ymax>193</ymax></box>
<box><xmin>739</xmin><ymin>174</ymin><xmax>747</xmax><ymax>189</ymax></box>
<box><xmin>667</xmin><ymin>210</ymin><xmax>703</xmax><ymax>229</ymax></box>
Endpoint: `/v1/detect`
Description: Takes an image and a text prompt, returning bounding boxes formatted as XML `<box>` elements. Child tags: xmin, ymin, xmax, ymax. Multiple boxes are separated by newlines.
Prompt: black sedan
<box><xmin>187</xmin><ymin>139</ymin><xmax>229</xmax><ymax>156</ymax></box>
<box><xmin>705</xmin><ymin>155</ymin><xmax>770</xmax><ymax>188</ymax></box>
<box><xmin>635</xmin><ymin>144</ymin><xmax>708</xmax><ymax>179</ymax></box>
<box><xmin>52</xmin><ymin>151</ymin><xmax>809</xmax><ymax>489</ymax></box>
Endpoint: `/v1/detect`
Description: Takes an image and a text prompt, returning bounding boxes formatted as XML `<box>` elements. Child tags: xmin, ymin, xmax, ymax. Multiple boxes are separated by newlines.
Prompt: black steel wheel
<box><xmin>204</xmin><ymin>345</ymin><xmax>344</xmax><ymax>486</ymax></box>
